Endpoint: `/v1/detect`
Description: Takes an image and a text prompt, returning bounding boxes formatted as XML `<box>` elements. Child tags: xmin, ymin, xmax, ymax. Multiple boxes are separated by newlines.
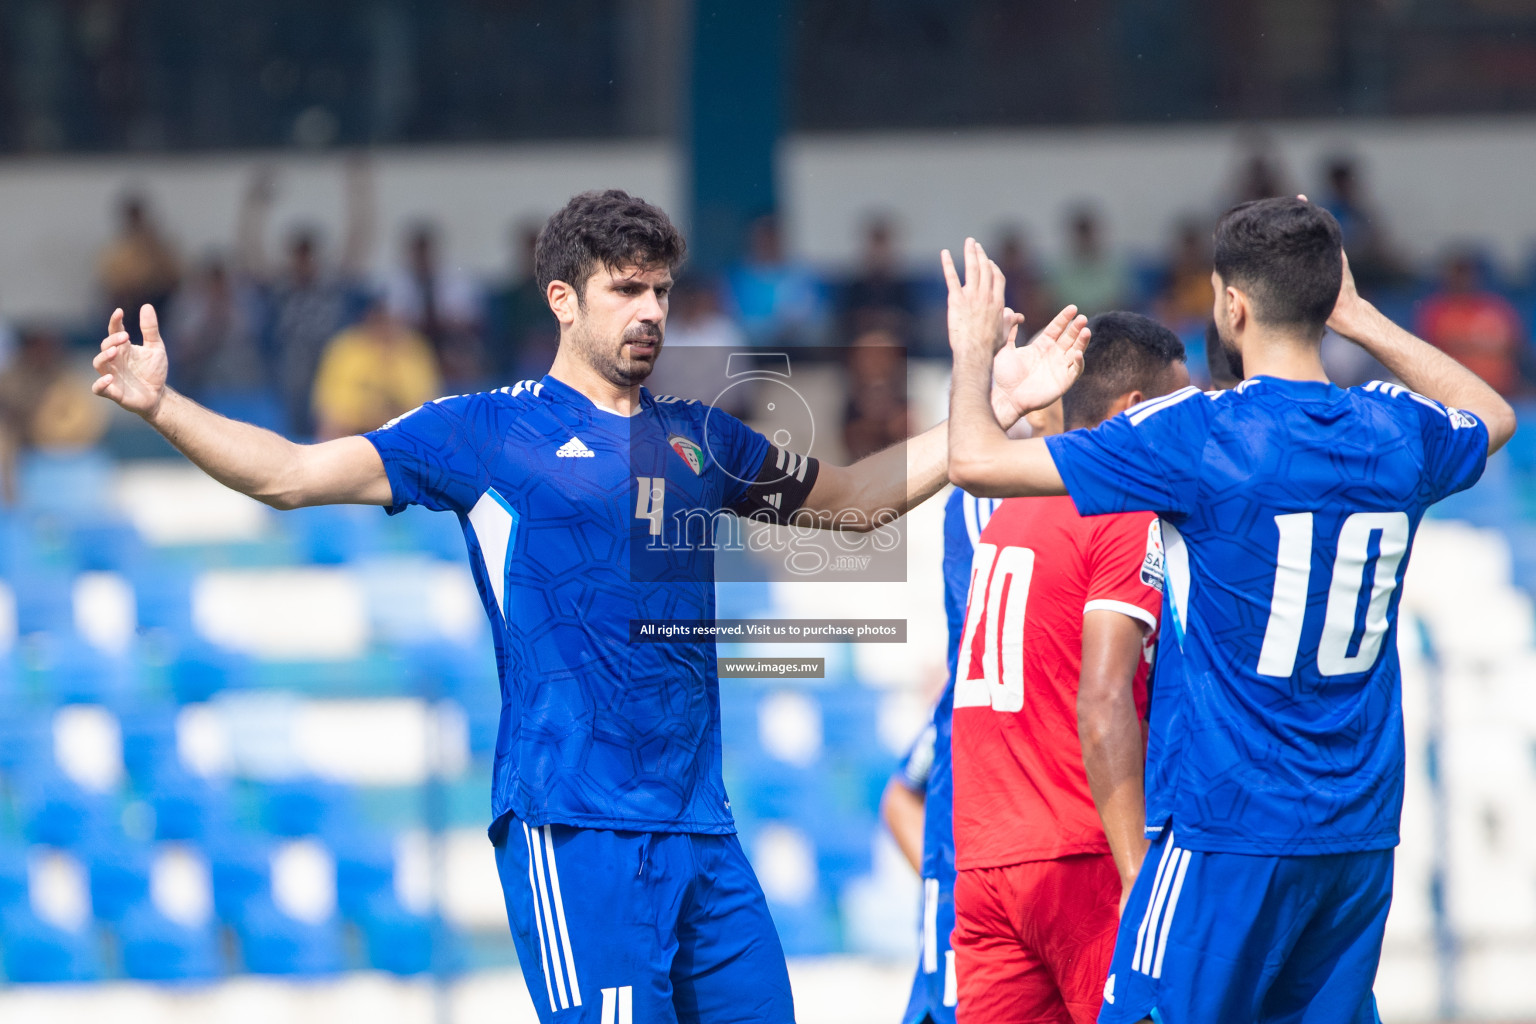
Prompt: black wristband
<box><xmin>727</xmin><ymin>445</ymin><xmax>820</xmax><ymax>524</ymax></box>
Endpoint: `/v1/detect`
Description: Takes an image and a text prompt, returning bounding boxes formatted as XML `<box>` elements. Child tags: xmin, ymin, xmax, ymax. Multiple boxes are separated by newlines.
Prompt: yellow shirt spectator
<box><xmin>311</xmin><ymin>309</ymin><xmax>442</xmax><ymax>440</ymax></box>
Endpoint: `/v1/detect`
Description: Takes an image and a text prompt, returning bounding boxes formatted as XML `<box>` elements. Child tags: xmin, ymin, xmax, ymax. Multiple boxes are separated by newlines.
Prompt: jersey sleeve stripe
<box><xmin>468</xmin><ymin>489</ymin><xmax>519</xmax><ymax>622</ymax></box>
<box><xmin>1127</xmin><ymin>385</ymin><xmax>1203</xmax><ymax>426</ymax></box>
<box><xmin>1083</xmin><ymin>598</ymin><xmax>1157</xmax><ymax>631</ymax></box>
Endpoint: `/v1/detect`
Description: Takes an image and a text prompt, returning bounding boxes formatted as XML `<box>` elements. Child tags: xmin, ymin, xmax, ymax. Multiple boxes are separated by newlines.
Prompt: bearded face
<box><xmin>568</xmin><ymin>263</ymin><xmax>672</xmax><ymax>388</ymax></box>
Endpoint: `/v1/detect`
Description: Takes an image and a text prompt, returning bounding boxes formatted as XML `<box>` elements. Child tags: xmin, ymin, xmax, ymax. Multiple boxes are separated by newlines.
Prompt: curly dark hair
<box><xmin>534</xmin><ymin>189</ymin><xmax>686</xmax><ymax>302</ymax></box>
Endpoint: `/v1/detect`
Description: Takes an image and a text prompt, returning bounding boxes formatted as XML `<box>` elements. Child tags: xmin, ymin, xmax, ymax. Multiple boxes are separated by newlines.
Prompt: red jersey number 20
<box><xmin>954</xmin><ymin>542</ymin><xmax>1034</xmax><ymax>713</ymax></box>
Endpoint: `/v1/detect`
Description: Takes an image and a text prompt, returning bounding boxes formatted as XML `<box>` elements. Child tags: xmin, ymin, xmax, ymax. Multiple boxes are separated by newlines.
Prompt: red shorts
<box><xmin>952</xmin><ymin>853</ymin><xmax>1120</xmax><ymax>1024</ymax></box>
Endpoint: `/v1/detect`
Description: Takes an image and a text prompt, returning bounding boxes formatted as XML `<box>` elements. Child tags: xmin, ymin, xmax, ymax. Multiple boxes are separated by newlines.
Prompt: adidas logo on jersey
<box><xmin>556</xmin><ymin>436</ymin><xmax>595</xmax><ymax>458</ymax></box>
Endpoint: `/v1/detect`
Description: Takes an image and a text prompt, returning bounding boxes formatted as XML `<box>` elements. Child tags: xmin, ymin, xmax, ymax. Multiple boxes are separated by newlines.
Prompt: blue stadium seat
<box><xmin>0</xmin><ymin>710</ymin><xmax>57</xmax><ymax>776</ymax></box>
<box><xmin>393</xmin><ymin>506</ymin><xmax>466</xmax><ymax>562</ymax></box>
<box><xmin>0</xmin><ymin>906</ymin><xmax>103</xmax><ymax>983</ymax></box>
<box><xmin>402</xmin><ymin>639</ymin><xmax>500</xmax><ymax>753</ymax></box>
<box><xmin>260</xmin><ymin>779</ymin><xmax>353</xmax><ymax>838</ymax></box>
<box><xmin>1503</xmin><ymin>400</ymin><xmax>1536</xmax><ymax>474</ymax></box>
<box><xmin>809</xmin><ymin>811</ymin><xmax>876</xmax><ymax>889</ymax></box>
<box><xmin>763</xmin><ymin>898</ymin><xmax>839</xmax><ymax>957</ymax></box>
<box><xmin>167</xmin><ymin>639</ymin><xmax>252</xmax><ymax>705</ymax></box>
<box><xmin>118</xmin><ymin>901</ymin><xmax>222</xmax><ymax>981</ymax></box>
<box><xmin>202</xmin><ymin>391</ymin><xmax>286</xmax><ymax>436</ymax></box>
<box><xmin>84</xmin><ymin>836</ymin><xmax>153</xmax><ymax>923</ymax></box>
<box><xmin>284</xmin><ymin>504</ymin><xmax>386</xmax><ymax>565</ymax></box>
<box><xmin>818</xmin><ymin>685</ymin><xmax>880</xmax><ymax>752</ymax></box>
<box><xmin>208</xmin><ymin>833</ymin><xmax>273</xmax><ymax>923</ymax></box>
<box><xmin>234</xmin><ymin>894</ymin><xmax>346</xmax><ymax>976</ymax></box>
<box><xmin>0</xmin><ymin>655</ymin><xmax>19</xmax><ymax>705</ymax></box>
<box><xmin>729</xmin><ymin>754</ymin><xmax>823</xmax><ymax>821</ymax></box>
<box><xmin>69</xmin><ymin>520</ymin><xmax>147</xmax><ymax>575</ymax></box>
<box><xmin>1503</xmin><ymin>523</ymin><xmax>1536</xmax><ymax>597</ymax></box>
<box><xmin>715</xmin><ymin>579</ymin><xmax>772</xmax><ymax>619</ymax></box>
<box><xmin>15</xmin><ymin>768</ymin><xmax>113</xmax><ymax>848</ymax></box>
<box><xmin>0</xmin><ymin>840</ymin><xmax>30</xmax><ymax>911</ymax></box>
<box><xmin>11</xmin><ymin>566</ymin><xmax>76</xmax><ymax>638</ymax></box>
<box><xmin>0</xmin><ymin>512</ymin><xmax>38</xmax><ymax>578</ymax></box>
<box><xmin>127</xmin><ymin>562</ymin><xmax>196</xmax><ymax>635</ymax></box>
<box><xmin>16</xmin><ymin>451</ymin><xmax>113</xmax><ymax>524</ymax></box>
<box><xmin>331</xmin><ymin>830</ymin><xmax>395</xmax><ymax>921</ymax></box>
<box><xmin>147</xmin><ymin>768</ymin><xmax>233</xmax><ymax>842</ymax></box>
<box><xmin>357</xmin><ymin>892</ymin><xmax>434</xmax><ymax>976</ymax></box>
<box><xmin>118</xmin><ymin>702</ymin><xmax>181</xmax><ymax>781</ymax></box>
<box><xmin>33</xmin><ymin>631</ymin><xmax>140</xmax><ymax>706</ymax></box>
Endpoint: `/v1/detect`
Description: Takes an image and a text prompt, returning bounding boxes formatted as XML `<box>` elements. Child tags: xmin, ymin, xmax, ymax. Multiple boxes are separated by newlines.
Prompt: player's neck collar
<box><xmin>540</xmin><ymin>373</ymin><xmax>648</xmax><ymax>418</ymax></box>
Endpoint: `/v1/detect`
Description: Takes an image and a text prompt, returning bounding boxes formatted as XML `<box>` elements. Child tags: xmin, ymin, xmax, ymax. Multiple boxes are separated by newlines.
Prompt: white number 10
<box><xmin>954</xmin><ymin>543</ymin><xmax>1035</xmax><ymax>713</ymax></box>
<box><xmin>1256</xmin><ymin>511</ymin><xmax>1410</xmax><ymax>678</ymax></box>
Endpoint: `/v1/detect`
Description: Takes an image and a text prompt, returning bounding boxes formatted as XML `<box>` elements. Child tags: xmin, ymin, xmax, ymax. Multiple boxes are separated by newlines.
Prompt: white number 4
<box><xmin>635</xmin><ymin>477</ymin><xmax>666</xmax><ymax>536</ymax></box>
<box><xmin>1257</xmin><ymin>511</ymin><xmax>1409</xmax><ymax>678</ymax></box>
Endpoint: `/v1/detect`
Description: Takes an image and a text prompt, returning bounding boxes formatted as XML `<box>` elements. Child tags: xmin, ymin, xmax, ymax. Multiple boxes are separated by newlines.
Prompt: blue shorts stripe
<box><xmin>1151</xmin><ymin>849</ymin><xmax>1192</xmax><ymax>979</ymax></box>
<box><xmin>527</xmin><ymin>823</ymin><xmax>571</xmax><ymax>1008</ymax></box>
<box><xmin>521</xmin><ymin>822</ymin><xmax>560</xmax><ymax>1012</ymax></box>
<box><xmin>541</xmin><ymin>825</ymin><xmax>583</xmax><ymax>1007</ymax></box>
<box><xmin>1132</xmin><ymin>837</ymin><xmax>1177</xmax><ymax>973</ymax></box>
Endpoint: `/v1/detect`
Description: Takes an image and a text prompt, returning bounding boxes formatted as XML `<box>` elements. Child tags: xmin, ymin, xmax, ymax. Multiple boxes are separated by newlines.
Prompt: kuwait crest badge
<box><xmin>668</xmin><ymin>434</ymin><xmax>704</xmax><ymax>475</ymax></box>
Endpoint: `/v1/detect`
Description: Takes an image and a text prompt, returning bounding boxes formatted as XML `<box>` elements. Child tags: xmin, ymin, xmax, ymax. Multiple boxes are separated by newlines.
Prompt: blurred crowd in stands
<box><xmin>3</xmin><ymin>149</ymin><xmax>1535</xmax><ymax>500</ymax></box>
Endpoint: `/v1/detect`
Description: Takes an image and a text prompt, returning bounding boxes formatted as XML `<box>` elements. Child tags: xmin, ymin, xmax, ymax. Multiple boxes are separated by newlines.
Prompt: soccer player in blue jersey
<box><xmin>90</xmin><ymin>189</ymin><xmax>1089</xmax><ymax>1024</ymax></box>
<box><xmin>882</xmin><ymin>487</ymin><xmax>1000</xmax><ymax>1024</ymax></box>
<box><xmin>942</xmin><ymin>203</ymin><xmax>1516</xmax><ymax>1023</ymax></box>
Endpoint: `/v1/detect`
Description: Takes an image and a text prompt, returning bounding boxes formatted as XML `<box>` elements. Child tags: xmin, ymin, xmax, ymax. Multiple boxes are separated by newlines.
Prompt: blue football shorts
<box><xmin>1099</xmin><ymin>830</ymin><xmax>1391</xmax><ymax>1024</ymax></box>
<box><xmin>901</xmin><ymin>870</ymin><xmax>957</xmax><ymax>1024</ymax></box>
<box><xmin>493</xmin><ymin>819</ymin><xmax>795</xmax><ymax>1024</ymax></box>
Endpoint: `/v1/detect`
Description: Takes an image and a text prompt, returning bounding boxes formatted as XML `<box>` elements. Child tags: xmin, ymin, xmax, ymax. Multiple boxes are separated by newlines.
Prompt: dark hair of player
<box><xmin>1062</xmin><ymin>311</ymin><xmax>1187</xmax><ymax>430</ymax></box>
<box><xmin>1212</xmin><ymin>197</ymin><xmax>1343</xmax><ymax>335</ymax></box>
<box><xmin>535</xmin><ymin>189</ymin><xmax>687</xmax><ymax>302</ymax></box>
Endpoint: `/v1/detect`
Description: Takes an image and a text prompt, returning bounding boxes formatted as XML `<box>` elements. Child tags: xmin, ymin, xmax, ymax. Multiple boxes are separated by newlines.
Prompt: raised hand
<box><xmin>943</xmin><ymin>237</ymin><xmax>1010</xmax><ymax>358</ymax></box>
<box><xmin>1327</xmin><ymin>250</ymin><xmax>1374</xmax><ymax>341</ymax></box>
<box><xmin>92</xmin><ymin>305</ymin><xmax>169</xmax><ymax>420</ymax></box>
<box><xmin>991</xmin><ymin>304</ymin><xmax>1091</xmax><ymax>419</ymax></box>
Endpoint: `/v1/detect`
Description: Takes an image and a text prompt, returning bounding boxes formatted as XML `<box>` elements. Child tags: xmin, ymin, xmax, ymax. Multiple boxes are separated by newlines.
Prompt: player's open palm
<box><xmin>994</xmin><ymin>304</ymin><xmax>1091</xmax><ymax>416</ymax></box>
<box><xmin>943</xmin><ymin>237</ymin><xmax>1009</xmax><ymax>357</ymax></box>
<box><xmin>93</xmin><ymin>305</ymin><xmax>169</xmax><ymax>419</ymax></box>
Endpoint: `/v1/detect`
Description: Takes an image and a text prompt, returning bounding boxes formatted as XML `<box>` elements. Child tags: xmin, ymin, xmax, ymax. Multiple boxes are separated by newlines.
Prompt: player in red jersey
<box><xmin>948</xmin><ymin>311</ymin><xmax>1189</xmax><ymax>1024</ymax></box>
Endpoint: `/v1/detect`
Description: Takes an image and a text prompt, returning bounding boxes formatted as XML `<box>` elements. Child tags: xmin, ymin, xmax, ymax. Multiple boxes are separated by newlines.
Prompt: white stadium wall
<box><xmin>0</xmin><ymin>142</ymin><xmax>679</xmax><ymax>323</ymax></box>
<box><xmin>783</xmin><ymin>115</ymin><xmax>1536</xmax><ymax>271</ymax></box>
<box><xmin>3</xmin><ymin>115</ymin><xmax>1536</xmax><ymax>322</ymax></box>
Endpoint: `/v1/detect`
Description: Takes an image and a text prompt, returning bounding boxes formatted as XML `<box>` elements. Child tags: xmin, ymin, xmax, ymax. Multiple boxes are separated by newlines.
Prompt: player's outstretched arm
<box><xmin>1329</xmin><ymin>252</ymin><xmax>1517</xmax><ymax>453</ymax></box>
<box><xmin>945</xmin><ymin>238</ymin><xmax>1078</xmax><ymax>498</ymax></box>
<box><xmin>1078</xmin><ymin>609</ymin><xmax>1151</xmax><ymax>913</ymax></box>
<box><xmin>92</xmin><ymin>306</ymin><xmax>393</xmax><ymax>509</ymax></box>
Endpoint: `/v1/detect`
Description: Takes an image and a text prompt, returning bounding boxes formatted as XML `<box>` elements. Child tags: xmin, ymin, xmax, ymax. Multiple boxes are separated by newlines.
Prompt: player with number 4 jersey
<box><xmin>944</xmin><ymin>203</ymin><xmax>1517</xmax><ymax>1024</ymax></box>
<box><xmin>92</xmin><ymin>190</ymin><xmax>1094</xmax><ymax>1024</ymax></box>
<box><xmin>950</xmin><ymin>314</ymin><xmax>1188</xmax><ymax>1024</ymax></box>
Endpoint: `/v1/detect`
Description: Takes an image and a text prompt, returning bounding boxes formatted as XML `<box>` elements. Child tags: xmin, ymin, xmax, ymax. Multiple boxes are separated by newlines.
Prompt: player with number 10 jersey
<box><xmin>943</xmin><ymin>201</ymin><xmax>1516</xmax><ymax>1023</ymax></box>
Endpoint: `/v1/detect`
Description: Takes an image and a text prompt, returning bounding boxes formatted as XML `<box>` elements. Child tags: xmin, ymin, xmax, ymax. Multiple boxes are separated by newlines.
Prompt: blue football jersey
<box><xmin>899</xmin><ymin>489</ymin><xmax>998</xmax><ymax>1024</ymax></box>
<box><xmin>923</xmin><ymin>490</ymin><xmax>1001</xmax><ymax>878</ymax></box>
<box><xmin>367</xmin><ymin>375</ymin><xmax>810</xmax><ymax>836</ymax></box>
<box><xmin>1044</xmin><ymin>377</ymin><xmax>1488</xmax><ymax>855</ymax></box>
